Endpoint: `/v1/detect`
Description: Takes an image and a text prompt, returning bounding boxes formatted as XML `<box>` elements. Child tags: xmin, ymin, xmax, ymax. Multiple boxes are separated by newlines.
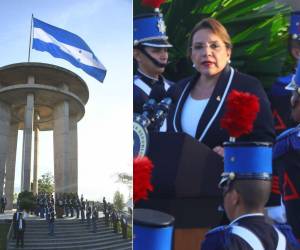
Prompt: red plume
<box><xmin>220</xmin><ymin>90</ymin><xmax>260</xmax><ymax>138</ymax></box>
<box><xmin>133</xmin><ymin>156</ymin><xmax>154</xmax><ymax>203</ymax></box>
<box><xmin>142</xmin><ymin>0</ymin><xmax>166</xmax><ymax>9</ymax></box>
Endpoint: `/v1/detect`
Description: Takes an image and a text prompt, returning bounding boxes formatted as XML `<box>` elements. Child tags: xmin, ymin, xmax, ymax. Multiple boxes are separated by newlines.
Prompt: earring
<box><xmin>192</xmin><ymin>63</ymin><xmax>196</xmax><ymax>68</ymax></box>
<box><xmin>228</xmin><ymin>59</ymin><xmax>231</xmax><ymax>64</ymax></box>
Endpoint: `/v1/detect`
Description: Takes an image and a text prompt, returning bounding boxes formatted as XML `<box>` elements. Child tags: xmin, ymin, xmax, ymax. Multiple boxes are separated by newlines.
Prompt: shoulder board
<box><xmin>206</xmin><ymin>225</ymin><xmax>227</xmax><ymax>236</ymax></box>
<box><xmin>271</xmin><ymin>74</ymin><xmax>293</xmax><ymax>96</ymax></box>
<box><xmin>276</xmin><ymin>127</ymin><xmax>297</xmax><ymax>141</ymax></box>
<box><xmin>274</xmin><ymin>127</ymin><xmax>300</xmax><ymax>158</ymax></box>
<box><xmin>276</xmin><ymin>74</ymin><xmax>293</xmax><ymax>85</ymax></box>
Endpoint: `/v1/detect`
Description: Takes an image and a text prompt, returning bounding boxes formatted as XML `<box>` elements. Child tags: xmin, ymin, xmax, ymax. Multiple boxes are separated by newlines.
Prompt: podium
<box><xmin>135</xmin><ymin>132</ymin><xmax>224</xmax><ymax>249</ymax></box>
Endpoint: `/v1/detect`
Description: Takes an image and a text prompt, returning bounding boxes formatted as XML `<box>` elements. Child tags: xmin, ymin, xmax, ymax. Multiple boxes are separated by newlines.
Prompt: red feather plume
<box><xmin>220</xmin><ymin>90</ymin><xmax>260</xmax><ymax>138</ymax></box>
<box><xmin>133</xmin><ymin>156</ymin><xmax>154</xmax><ymax>203</ymax></box>
<box><xmin>142</xmin><ymin>0</ymin><xmax>166</xmax><ymax>9</ymax></box>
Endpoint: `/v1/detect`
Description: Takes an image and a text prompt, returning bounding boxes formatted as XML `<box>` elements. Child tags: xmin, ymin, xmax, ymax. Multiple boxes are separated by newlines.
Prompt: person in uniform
<box><xmin>86</xmin><ymin>202</ymin><xmax>91</xmax><ymax>228</ymax></box>
<box><xmin>13</xmin><ymin>209</ymin><xmax>21</xmax><ymax>240</ymax></box>
<box><xmin>201</xmin><ymin>140</ymin><xmax>298</xmax><ymax>250</ymax></box>
<box><xmin>48</xmin><ymin>207</ymin><xmax>55</xmax><ymax>236</ymax></box>
<box><xmin>80</xmin><ymin>199</ymin><xmax>86</xmax><ymax>222</ymax></box>
<box><xmin>273</xmin><ymin>65</ymin><xmax>300</xmax><ymax>244</ymax></box>
<box><xmin>133</xmin><ymin>5</ymin><xmax>173</xmax><ymax>125</ymax></box>
<box><xmin>167</xmin><ymin>18</ymin><xmax>275</xmax><ymax>155</ymax></box>
<box><xmin>267</xmin><ymin>9</ymin><xmax>300</xmax><ymax>240</ymax></box>
<box><xmin>269</xmin><ymin>12</ymin><xmax>300</xmax><ymax>136</ymax></box>
<box><xmin>16</xmin><ymin>212</ymin><xmax>26</xmax><ymax>248</ymax></box>
<box><xmin>92</xmin><ymin>207</ymin><xmax>98</xmax><ymax>233</ymax></box>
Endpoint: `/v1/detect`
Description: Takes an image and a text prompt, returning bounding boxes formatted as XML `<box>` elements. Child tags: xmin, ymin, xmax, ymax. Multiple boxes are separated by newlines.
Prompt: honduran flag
<box><xmin>32</xmin><ymin>17</ymin><xmax>106</xmax><ymax>83</ymax></box>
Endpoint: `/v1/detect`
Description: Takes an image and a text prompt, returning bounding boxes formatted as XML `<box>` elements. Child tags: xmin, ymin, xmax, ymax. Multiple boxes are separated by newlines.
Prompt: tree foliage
<box><xmin>113</xmin><ymin>190</ymin><xmax>125</xmax><ymax>211</ymax></box>
<box><xmin>18</xmin><ymin>191</ymin><xmax>36</xmax><ymax>211</ymax></box>
<box><xmin>134</xmin><ymin>0</ymin><xmax>291</xmax><ymax>89</ymax></box>
<box><xmin>38</xmin><ymin>172</ymin><xmax>54</xmax><ymax>194</ymax></box>
<box><xmin>117</xmin><ymin>173</ymin><xmax>132</xmax><ymax>185</ymax></box>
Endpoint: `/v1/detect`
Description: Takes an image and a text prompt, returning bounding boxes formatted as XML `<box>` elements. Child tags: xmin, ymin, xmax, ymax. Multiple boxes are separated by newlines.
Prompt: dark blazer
<box><xmin>16</xmin><ymin>218</ymin><xmax>26</xmax><ymax>232</ymax></box>
<box><xmin>167</xmin><ymin>65</ymin><xmax>275</xmax><ymax>149</ymax></box>
<box><xmin>201</xmin><ymin>215</ymin><xmax>298</xmax><ymax>250</ymax></box>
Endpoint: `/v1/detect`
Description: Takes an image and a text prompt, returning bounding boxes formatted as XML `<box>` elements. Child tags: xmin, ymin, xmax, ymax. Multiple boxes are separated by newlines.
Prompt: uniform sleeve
<box><xmin>133</xmin><ymin>85</ymin><xmax>148</xmax><ymax>114</ymax></box>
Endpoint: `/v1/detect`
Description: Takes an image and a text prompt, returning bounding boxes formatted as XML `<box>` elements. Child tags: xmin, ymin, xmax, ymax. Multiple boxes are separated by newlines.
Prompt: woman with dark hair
<box><xmin>167</xmin><ymin>18</ymin><xmax>275</xmax><ymax>155</ymax></box>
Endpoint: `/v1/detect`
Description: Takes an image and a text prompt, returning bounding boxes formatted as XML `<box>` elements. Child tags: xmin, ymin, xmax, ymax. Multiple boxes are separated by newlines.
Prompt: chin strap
<box><xmin>139</xmin><ymin>46</ymin><xmax>167</xmax><ymax>68</ymax></box>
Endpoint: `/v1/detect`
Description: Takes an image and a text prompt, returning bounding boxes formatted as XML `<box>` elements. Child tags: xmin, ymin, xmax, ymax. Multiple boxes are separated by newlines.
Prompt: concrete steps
<box><xmin>7</xmin><ymin>217</ymin><xmax>132</xmax><ymax>250</ymax></box>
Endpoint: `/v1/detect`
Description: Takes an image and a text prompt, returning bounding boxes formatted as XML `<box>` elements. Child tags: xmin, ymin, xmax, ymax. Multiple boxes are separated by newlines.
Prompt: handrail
<box><xmin>6</xmin><ymin>219</ymin><xmax>13</xmax><ymax>250</ymax></box>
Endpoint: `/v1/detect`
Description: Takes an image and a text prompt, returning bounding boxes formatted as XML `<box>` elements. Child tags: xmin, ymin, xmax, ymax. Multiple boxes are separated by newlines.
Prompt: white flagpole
<box><xmin>28</xmin><ymin>14</ymin><xmax>33</xmax><ymax>62</ymax></box>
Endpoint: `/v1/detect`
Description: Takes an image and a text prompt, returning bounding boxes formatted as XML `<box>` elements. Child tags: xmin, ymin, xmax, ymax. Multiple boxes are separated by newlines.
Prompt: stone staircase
<box><xmin>7</xmin><ymin>217</ymin><xmax>132</xmax><ymax>250</ymax></box>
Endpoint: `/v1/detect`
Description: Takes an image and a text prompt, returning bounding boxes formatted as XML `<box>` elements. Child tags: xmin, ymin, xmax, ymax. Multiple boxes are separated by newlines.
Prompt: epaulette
<box><xmin>276</xmin><ymin>75</ymin><xmax>293</xmax><ymax>85</ymax></box>
<box><xmin>271</xmin><ymin>74</ymin><xmax>293</xmax><ymax>96</ymax></box>
<box><xmin>273</xmin><ymin>126</ymin><xmax>300</xmax><ymax>158</ymax></box>
<box><xmin>276</xmin><ymin>127</ymin><xmax>297</xmax><ymax>141</ymax></box>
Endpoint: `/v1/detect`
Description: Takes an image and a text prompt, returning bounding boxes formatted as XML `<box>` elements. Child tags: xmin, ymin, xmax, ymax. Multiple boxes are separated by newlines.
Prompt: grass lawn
<box><xmin>0</xmin><ymin>223</ymin><xmax>10</xmax><ymax>250</ymax></box>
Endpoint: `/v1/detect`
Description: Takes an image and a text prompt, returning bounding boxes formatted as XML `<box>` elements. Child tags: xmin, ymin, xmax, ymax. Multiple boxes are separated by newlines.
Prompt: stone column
<box><xmin>21</xmin><ymin>93</ymin><xmax>34</xmax><ymax>191</ymax></box>
<box><xmin>21</xmin><ymin>76</ymin><xmax>35</xmax><ymax>192</ymax></box>
<box><xmin>5</xmin><ymin>123</ymin><xmax>18</xmax><ymax>209</ymax></box>
<box><xmin>0</xmin><ymin>102</ymin><xmax>11</xmax><ymax>196</ymax></box>
<box><xmin>32</xmin><ymin>126</ymin><xmax>39</xmax><ymax>195</ymax></box>
<box><xmin>53</xmin><ymin>101</ymin><xmax>70</xmax><ymax>193</ymax></box>
<box><xmin>69</xmin><ymin>118</ymin><xmax>78</xmax><ymax>193</ymax></box>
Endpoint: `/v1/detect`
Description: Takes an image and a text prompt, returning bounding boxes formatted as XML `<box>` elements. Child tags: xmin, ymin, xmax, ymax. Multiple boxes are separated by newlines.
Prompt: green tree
<box><xmin>116</xmin><ymin>172</ymin><xmax>132</xmax><ymax>200</ymax></box>
<box><xmin>18</xmin><ymin>191</ymin><xmax>36</xmax><ymax>211</ymax></box>
<box><xmin>134</xmin><ymin>0</ymin><xmax>291</xmax><ymax>89</ymax></box>
<box><xmin>113</xmin><ymin>191</ymin><xmax>125</xmax><ymax>211</ymax></box>
<box><xmin>117</xmin><ymin>173</ymin><xmax>132</xmax><ymax>185</ymax></box>
<box><xmin>38</xmin><ymin>172</ymin><xmax>54</xmax><ymax>194</ymax></box>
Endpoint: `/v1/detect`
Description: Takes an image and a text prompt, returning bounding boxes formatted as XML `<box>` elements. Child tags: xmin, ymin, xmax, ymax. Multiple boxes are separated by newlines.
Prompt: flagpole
<box><xmin>28</xmin><ymin>14</ymin><xmax>33</xmax><ymax>62</ymax></box>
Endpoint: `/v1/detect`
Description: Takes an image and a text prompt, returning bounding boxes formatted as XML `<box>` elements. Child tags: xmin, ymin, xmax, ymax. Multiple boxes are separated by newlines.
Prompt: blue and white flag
<box><xmin>32</xmin><ymin>17</ymin><xmax>106</xmax><ymax>82</ymax></box>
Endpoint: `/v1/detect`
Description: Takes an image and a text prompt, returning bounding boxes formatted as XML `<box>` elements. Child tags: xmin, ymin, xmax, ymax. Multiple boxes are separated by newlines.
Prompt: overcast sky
<box><xmin>0</xmin><ymin>0</ymin><xmax>132</xmax><ymax>202</ymax></box>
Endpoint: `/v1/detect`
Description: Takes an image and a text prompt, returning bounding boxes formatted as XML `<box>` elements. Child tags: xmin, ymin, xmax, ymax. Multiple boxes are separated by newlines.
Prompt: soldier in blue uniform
<box><xmin>273</xmin><ymin>62</ymin><xmax>300</xmax><ymax>244</ymax></box>
<box><xmin>266</xmin><ymin>12</ymin><xmax>300</xmax><ymax>229</ymax></box>
<box><xmin>269</xmin><ymin>12</ymin><xmax>300</xmax><ymax>135</ymax></box>
<box><xmin>133</xmin><ymin>7</ymin><xmax>173</xmax><ymax>122</ymax></box>
<box><xmin>201</xmin><ymin>141</ymin><xmax>299</xmax><ymax>250</ymax></box>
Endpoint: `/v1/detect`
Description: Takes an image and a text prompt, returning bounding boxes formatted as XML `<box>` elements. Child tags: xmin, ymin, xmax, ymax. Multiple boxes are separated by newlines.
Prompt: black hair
<box><xmin>232</xmin><ymin>179</ymin><xmax>271</xmax><ymax>211</ymax></box>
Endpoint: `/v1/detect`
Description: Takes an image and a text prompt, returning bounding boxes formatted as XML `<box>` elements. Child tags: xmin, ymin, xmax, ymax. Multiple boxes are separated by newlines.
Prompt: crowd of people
<box><xmin>10</xmin><ymin>192</ymin><xmax>130</xmax><ymax>248</ymax></box>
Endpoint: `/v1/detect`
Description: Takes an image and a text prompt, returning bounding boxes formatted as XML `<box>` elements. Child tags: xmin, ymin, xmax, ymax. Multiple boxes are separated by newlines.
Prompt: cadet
<box><xmin>273</xmin><ymin>62</ymin><xmax>300</xmax><ymax>244</ymax></box>
<box><xmin>92</xmin><ymin>207</ymin><xmax>98</xmax><ymax>233</ymax></box>
<box><xmin>86</xmin><ymin>202</ymin><xmax>91</xmax><ymax>228</ymax></box>
<box><xmin>201</xmin><ymin>141</ymin><xmax>297</xmax><ymax>249</ymax></box>
<box><xmin>16</xmin><ymin>213</ymin><xmax>26</xmax><ymax>248</ymax></box>
<box><xmin>133</xmin><ymin>3</ymin><xmax>173</xmax><ymax>125</ymax></box>
<box><xmin>269</xmin><ymin>11</ymin><xmax>300</xmax><ymax>135</ymax></box>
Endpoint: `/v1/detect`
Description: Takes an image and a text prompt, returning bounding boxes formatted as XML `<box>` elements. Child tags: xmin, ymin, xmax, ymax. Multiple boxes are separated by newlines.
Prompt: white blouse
<box><xmin>181</xmin><ymin>95</ymin><xmax>209</xmax><ymax>137</ymax></box>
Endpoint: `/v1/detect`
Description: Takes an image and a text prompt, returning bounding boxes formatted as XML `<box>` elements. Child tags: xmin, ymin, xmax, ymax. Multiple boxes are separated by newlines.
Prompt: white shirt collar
<box><xmin>230</xmin><ymin>213</ymin><xmax>264</xmax><ymax>225</ymax></box>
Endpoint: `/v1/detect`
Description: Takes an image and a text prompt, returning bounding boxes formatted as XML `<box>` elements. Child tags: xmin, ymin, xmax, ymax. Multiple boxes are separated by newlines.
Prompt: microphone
<box><xmin>140</xmin><ymin>99</ymin><xmax>157</xmax><ymax>128</ymax></box>
<box><xmin>154</xmin><ymin>97</ymin><xmax>172</xmax><ymax>121</ymax></box>
<box><xmin>150</xmin><ymin>97</ymin><xmax>172</xmax><ymax>131</ymax></box>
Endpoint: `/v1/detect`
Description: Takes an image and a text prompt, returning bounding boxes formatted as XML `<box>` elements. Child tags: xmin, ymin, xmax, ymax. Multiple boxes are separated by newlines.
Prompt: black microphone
<box><xmin>140</xmin><ymin>99</ymin><xmax>157</xmax><ymax>128</ymax></box>
<box><xmin>154</xmin><ymin>97</ymin><xmax>172</xmax><ymax>121</ymax></box>
<box><xmin>151</xmin><ymin>97</ymin><xmax>172</xmax><ymax>131</ymax></box>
